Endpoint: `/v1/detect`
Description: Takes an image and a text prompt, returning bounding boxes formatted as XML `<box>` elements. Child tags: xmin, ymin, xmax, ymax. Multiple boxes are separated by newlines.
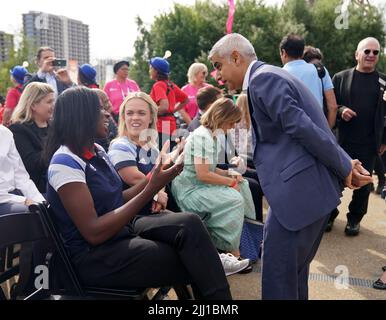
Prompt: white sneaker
<box><xmin>219</xmin><ymin>253</ymin><xmax>250</xmax><ymax>276</ymax></box>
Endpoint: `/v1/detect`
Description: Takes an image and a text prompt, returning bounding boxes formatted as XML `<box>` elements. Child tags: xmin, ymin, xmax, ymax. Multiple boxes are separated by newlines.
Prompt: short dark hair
<box><xmin>45</xmin><ymin>87</ymin><xmax>101</xmax><ymax>163</ymax></box>
<box><xmin>113</xmin><ymin>60</ymin><xmax>130</xmax><ymax>74</ymax></box>
<box><xmin>156</xmin><ymin>73</ymin><xmax>169</xmax><ymax>81</ymax></box>
<box><xmin>36</xmin><ymin>47</ymin><xmax>54</xmax><ymax>60</ymax></box>
<box><xmin>196</xmin><ymin>86</ymin><xmax>222</xmax><ymax>111</ymax></box>
<box><xmin>303</xmin><ymin>46</ymin><xmax>324</xmax><ymax>63</ymax></box>
<box><xmin>279</xmin><ymin>34</ymin><xmax>305</xmax><ymax>59</ymax></box>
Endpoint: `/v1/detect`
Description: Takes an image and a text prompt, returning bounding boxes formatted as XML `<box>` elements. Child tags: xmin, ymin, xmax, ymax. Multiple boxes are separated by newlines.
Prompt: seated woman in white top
<box><xmin>0</xmin><ymin>125</ymin><xmax>45</xmax><ymax>215</ymax></box>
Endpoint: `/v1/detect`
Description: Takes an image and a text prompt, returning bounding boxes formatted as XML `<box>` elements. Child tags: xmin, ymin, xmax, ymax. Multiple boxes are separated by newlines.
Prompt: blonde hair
<box><xmin>236</xmin><ymin>94</ymin><xmax>251</xmax><ymax>130</ymax></box>
<box><xmin>117</xmin><ymin>92</ymin><xmax>158</xmax><ymax>144</ymax></box>
<box><xmin>201</xmin><ymin>97</ymin><xmax>241</xmax><ymax>132</ymax></box>
<box><xmin>187</xmin><ymin>62</ymin><xmax>208</xmax><ymax>84</ymax></box>
<box><xmin>11</xmin><ymin>82</ymin><xmax>54</xmax><ymax>124</ymax></box>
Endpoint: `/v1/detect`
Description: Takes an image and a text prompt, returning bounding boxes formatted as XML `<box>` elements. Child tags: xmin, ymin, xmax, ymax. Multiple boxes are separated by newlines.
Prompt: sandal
<box><xmin>373</xmin><ymin>278</ymin><xmax>386</xmax><ymax>290</ymax></box>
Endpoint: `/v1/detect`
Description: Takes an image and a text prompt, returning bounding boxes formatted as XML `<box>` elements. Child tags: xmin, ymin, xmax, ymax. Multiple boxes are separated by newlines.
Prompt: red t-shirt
<box><xmin>5</xmin><ymin>85</ymin><xmax>23</xmax><ymax>111</ymax></box>
<box><xmin>150</xmin><ymin>80</ymin><xmax>188</xmax><ymax>135</ymax></box>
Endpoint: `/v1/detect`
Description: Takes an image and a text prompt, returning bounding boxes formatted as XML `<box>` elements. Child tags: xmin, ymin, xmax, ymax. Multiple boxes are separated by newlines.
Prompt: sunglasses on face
<box><xmin>364</xmin><ymin>49</ymin><xmax>379</xmax><ymax>56</ymax></box>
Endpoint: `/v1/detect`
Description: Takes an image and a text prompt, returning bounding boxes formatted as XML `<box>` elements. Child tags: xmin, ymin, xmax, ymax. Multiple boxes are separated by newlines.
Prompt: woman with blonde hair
<box><xmin>181</xmin><ymin>62</ymin><xmax>212</xmax><ymax>125</ymax></box>
<box><xmin>108</xmin><ymin>92</ymin><xmax>180</xmax><ymax>214</ymax></box>
<box><xmin>9</xmin><ymin>82</ymin><xmax>54</xmax><ymax>193</ymax></box>
<box><xmin>171</xmin><ymin>97</ymin><xmax>256</xmax><ymax>274</ymax></box>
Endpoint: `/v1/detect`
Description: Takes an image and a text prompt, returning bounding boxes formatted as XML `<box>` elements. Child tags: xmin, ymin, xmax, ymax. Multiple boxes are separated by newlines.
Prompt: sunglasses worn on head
<box><xmin>364</xmin><ymin>49</ymin><xmax>379</xmax><ymax>56</ymax></box>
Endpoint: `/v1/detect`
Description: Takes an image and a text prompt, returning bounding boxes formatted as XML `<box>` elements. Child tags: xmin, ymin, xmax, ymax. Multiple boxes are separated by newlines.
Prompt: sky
<box><xmin>0</xmin><ymin>0</ymin><xmax>284</xmax><ymax>62</ymax></box>
<box><xmin>0</xmin><ymin>0</ymin><xmax>384</xmax><ymax>62</ymax></box>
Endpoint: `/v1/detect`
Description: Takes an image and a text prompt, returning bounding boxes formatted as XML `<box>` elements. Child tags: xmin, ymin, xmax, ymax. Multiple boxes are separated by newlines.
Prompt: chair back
<box><xmin>29</xmin><ymin>203</ymin><xmax>85</xmax><ymax>296</ymax></box>
<box><xmin>0</xmin><ymin>210</ymin><xmax>49</xmax><ymax>299</ymax></box>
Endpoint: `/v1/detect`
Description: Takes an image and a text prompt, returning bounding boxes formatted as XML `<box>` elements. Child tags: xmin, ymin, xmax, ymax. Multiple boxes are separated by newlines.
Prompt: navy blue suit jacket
<box><xmin>24</xmin><ymin>73</ymin><xmax>71</xmax><ymax>95</ymax></box>
<box><xmin>248</xmin><ymin>61</ymin><xmax>352</xmax><ymax>231</ymax></box>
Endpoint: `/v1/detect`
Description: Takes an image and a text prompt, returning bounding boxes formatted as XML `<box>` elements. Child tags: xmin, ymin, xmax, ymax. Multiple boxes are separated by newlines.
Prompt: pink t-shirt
<box><xmin>104</xmin><ymin>79</ymin><xmax>140</xmax><ymax>115</ymax></box>
<box><xmin>181</xmin><ymin>83</ymin><xmax>211</xmax><ymax>120</ymax></box>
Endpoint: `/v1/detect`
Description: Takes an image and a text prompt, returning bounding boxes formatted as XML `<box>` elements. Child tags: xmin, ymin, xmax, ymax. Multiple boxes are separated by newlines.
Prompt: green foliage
<box><xmin>306</xmin><ymin>0</ymin><xmax>385</xmax><ymax>75</ymax></box>
<box><xmin>130</xmin><ymin>0</ymin><xmax>386</xmax><ymax>91</ymax></box>
<box><xmin>0</xmin><ymin>33</ymin><xmax>37</xmax><ymax>96</ymax></box>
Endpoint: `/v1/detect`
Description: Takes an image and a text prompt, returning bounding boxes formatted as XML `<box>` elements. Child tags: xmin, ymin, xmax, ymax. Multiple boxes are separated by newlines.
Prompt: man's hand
<box><xmin>341</xmin><ymin>107</ymin><xmax>357</xmax><ymax>122</ymax></box>
<box><xmin>56</xmin><ymin>69</ymin><xmax>72</xmax><ymax>85</ymax></box>
<box><xmin>39</xmin><ymin>56</ymin><xmax>55</xmax><ymax>74</ymax></box>
<box><xmin>345</xmin><ymin>159</ymin><xmax>372</xmax><ymax>189</ymax></box>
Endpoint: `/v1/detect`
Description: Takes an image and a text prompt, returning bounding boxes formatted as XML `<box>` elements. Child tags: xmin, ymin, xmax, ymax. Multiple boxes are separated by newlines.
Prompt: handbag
<box><xmin>239</xmin><ymin>218</ymin><xmax>264</xmax><ymax>263</ymax></box>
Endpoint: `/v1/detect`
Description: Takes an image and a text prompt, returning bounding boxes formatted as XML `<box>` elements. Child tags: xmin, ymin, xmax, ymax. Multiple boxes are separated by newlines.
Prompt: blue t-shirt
<box><xmin>108</xmin><ymin>137</ymin><xmax>159</xmax><ymax>215</ymax></box>
<box><xmin>47</xmin><ymin>145</ymin><xmax>125</xmax><ymax>257</ymax></box>
<box><xmin>283</xmin><ymin>60</ymin><xmax>334</xmax><ymax>108</ymax></box>
<box><xmin>108</xmin><ymin>137</ymin><xmax>159</xmax><ymax>176</ymax></box>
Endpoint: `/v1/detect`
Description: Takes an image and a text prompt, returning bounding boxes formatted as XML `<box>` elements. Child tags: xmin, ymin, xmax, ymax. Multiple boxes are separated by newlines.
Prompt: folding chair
<box><xmin>29</xmin><ymin>203</ymin><xmax>194</xmax><ymax>300</ymax></box>
<box><xmin>0</xmin><ymin>211</ymin><xmax>49</xmax><ymax>300</ymax></box>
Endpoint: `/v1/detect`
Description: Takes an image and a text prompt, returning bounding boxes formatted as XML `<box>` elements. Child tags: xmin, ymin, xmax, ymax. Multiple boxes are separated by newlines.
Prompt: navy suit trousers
<box><xmin>261</xmin><ymin>210</ymin><xmax>329</xmax><ymax>300</ymax></box>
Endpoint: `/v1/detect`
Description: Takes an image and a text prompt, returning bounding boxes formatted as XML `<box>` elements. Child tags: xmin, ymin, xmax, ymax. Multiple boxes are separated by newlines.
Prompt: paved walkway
<box><xmin>228</xmin><ymin>179</ymin><xmax>386</xmax><ymax>300</ymax></box>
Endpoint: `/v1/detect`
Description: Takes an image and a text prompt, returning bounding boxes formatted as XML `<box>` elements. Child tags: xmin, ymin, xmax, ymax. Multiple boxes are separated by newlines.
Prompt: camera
<box><xmin>52</xmin><ymin>59</ymin><xmax>67</xmax><ymax>67</ymax></box>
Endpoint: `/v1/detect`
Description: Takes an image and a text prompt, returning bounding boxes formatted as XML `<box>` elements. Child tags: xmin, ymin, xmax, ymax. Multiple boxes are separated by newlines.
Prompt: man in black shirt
<box><xmin>332</xmin><ymin>37</ymin><xmax>386</xmax><ymax>236</ymax></box>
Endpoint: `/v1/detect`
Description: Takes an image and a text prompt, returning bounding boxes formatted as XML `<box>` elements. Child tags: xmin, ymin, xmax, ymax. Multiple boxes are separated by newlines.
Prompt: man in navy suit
<box><xmin>209</xmin><ymin>33</ymin><xmax>373</xmax><ymax>300</ymax></box>
<box><xmin>24</xmin><ymin>47</ymin><xmax>72</xmax><ymax>97</ymax></box>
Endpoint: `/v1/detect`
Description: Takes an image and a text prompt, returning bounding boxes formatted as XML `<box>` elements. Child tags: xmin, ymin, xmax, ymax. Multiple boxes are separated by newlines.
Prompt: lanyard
<box><xmin>117</xmin><ymin>80</ymin><xmax>130</xmax><ymax>100</ymax></box>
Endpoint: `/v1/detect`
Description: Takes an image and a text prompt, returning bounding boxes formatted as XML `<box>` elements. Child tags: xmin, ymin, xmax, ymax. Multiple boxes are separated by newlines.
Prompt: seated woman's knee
<box><xmin>180</xmin><ymin>211</ymin><xmax>205</xmax><ymax>229</ymax></box>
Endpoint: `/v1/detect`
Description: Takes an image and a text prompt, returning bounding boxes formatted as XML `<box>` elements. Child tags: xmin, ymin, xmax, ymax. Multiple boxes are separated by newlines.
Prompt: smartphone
<box><xmin>52</xmin><ymin>59</ymin><xmax>67</xmax><ymax>67</ymax></box>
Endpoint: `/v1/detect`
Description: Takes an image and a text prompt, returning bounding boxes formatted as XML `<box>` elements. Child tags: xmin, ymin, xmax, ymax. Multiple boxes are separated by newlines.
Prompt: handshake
<box><xmin>345</xmin><ymin>159</ymin><xmax>373</xmax><ymax>189</ymax></box>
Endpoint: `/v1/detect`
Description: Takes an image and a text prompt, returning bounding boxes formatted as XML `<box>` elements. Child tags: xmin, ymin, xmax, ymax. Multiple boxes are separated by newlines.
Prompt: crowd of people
<box><xmin>0</xmin><ymin>32</ymin><xmax>385</xmax><ymax>299</ymax></box>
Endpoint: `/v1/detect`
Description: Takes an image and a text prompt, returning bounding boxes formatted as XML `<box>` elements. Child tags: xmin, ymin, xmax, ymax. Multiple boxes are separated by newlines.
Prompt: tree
<box><xmin>0</xmin><ymin>32</ymin><xmax>37</xmax><ymax>96</ymax></box>
<box><xmin>130</xmin><ymin>0</ymin><xmax>385</xmax><ymax>91</ymax></box>
<box><xmin>305</xmin><ymin>0</ymin><xmax>385</xmax><ymax>75</ymax></box>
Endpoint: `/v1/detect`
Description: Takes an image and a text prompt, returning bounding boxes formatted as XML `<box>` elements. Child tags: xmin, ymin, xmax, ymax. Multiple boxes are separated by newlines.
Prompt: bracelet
<box><xmin>229</xmin><ymin>179</ymin><xmax>238</xmax><ymax>188</ymax></box>
<box><xmin>146</xmin><ymin>172</ymin><xmax>153</xmax><ymax>181</ymax></box>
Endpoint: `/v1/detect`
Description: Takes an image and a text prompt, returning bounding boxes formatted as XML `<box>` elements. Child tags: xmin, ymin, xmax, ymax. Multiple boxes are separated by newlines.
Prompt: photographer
<box><xmin>24</xmin><ymin>47</ymin><xmax>73</xmax><ymax>97</ymax></box>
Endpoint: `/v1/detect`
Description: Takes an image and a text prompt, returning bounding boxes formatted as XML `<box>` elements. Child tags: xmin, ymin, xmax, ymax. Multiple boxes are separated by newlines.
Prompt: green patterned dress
<box><xmin>171</xmin><ymin>126</ymin><xmax>256</xmax><ymax>252</ymax></box>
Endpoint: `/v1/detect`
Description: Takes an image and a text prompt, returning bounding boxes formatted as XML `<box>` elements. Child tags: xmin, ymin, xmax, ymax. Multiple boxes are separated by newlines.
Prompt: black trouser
<box><xmin>0</xmin><ymin>189</ymin><xmax>29</xmax><ymax>216</ymax></box>
<box><xmin>342</xmin><ymin>144</ymin><xmax>377</xmax><ymax>224</ymax></box>
<box><xmin>72</xmin><ymin>212</ymin><xmax>232</xmax><ymax>300</ymax></box>
<box><xmin>242</xmin><ymin>168</ymin><xmax>263</xmax><ymax>222</ymax></box>
<box><xmin>374</xmin><ymin>154</ymin><xmax>385</xmax><ymax>185</ymax></box>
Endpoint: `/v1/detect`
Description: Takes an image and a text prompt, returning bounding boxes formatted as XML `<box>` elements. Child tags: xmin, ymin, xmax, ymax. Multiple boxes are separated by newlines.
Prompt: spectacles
<box><xmin>364</xmin><ymin>49</ymin><xmax>380</xmax><ymax>56</ymax></box>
